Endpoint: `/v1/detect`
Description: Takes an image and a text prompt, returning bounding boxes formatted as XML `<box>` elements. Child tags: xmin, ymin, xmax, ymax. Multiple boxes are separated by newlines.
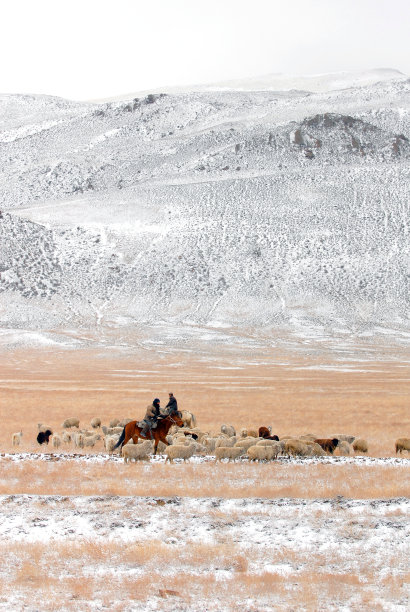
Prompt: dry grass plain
<box><xmin>1</xmin><ymin>345</ymin><xmax>409</xmax><ymax>457</ymax></box>
<box><xmin>0</xmin><ymin>345</ymin><xmax>408</xmax><ymax>610</ymax></box>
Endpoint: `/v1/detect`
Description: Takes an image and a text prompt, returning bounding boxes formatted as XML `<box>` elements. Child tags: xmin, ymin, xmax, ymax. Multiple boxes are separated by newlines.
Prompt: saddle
<box><xmin>137</xmin><ymin>420</ymin><xmax>158</xmax><ymax>429</ymax></box>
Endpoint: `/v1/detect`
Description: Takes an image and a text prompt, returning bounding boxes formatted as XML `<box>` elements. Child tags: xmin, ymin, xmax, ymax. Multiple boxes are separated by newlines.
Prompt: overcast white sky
<box><xmin>3</xmin><ymin>0</ymin><xmax>409</xmax><ymax>99</ymax></box>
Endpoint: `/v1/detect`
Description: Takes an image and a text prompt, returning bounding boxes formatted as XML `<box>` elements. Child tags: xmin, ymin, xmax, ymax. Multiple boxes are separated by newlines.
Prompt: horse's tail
<box><xmin>191</xmin><ymin>412</ymin><xmax>197</xmax><ymax>427</ymax></box>
<box><xmin>113</xmin><ymin>427</ymin><xmax>126</xmax><ymax>450</ymax></box>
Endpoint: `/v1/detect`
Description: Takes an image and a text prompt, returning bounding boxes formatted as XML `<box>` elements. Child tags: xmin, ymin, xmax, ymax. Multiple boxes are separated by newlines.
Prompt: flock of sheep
<box><xmin>10</xmin><ymin>418</ymin><xmax>410</xmax><ymax>462</ymax></box>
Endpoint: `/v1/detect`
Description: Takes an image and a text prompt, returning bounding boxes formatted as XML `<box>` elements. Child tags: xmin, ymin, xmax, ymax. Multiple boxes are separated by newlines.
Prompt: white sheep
<box><xmin>300</xmin><ymin>434</ymin><xmax>318</xmax><ymax>442</ymax></box>
<box><xmin>256</xmin><ymin>439</ymin><xmax>279</xmax><ymax>447</ymax></box>
<box><xmin>62</xmin><ymin>418</ymin><xmax>80</xmax><ymax>429</ymax></box>
<box><xmin>285</xmin><ymin>439</ymin><xmax>311</xmax><ymax>457</ymax></box>
<box><xmin>73</xmin><ymin>433</ymin><xmax>85</xmax><ymax>449</ymax></box>
<box><xmin>90</xmin><ymin>417</ymin><xmax>101</xmax><ymax>429</ymax></box>
<box><xmin>221</xmin><ymin>424</ymin><xmax>236</xmax><ymax>437</ymax></box>
<box><xmin>38</xmin><ymin>423</ymin><xmax>53</xmax><ymax>433</ymax></box>
<box><xmin>202</xmin><ymin>437</ymin><xmax>217</xmax><ymax>452</ymax></box>
<box><xmin>337</xmin><ymin>441</ymin><xmax>351</xmax><ymax>456</ymax></box>
<box><xmin>234</xmin><ymin>437</ymin><xmax>262</xmax><ymax>451</ymax></box>
<box><xmin>214</xmin><ymin>447</ymin><xmax>244</xmax><ymax>463</ymax></box>
<box><xmin>310</xmin><ymin>442</ymin><xmax>327</xmax><ymax>457</ymax></box>
<box><xmin>165</xmin><ymin>443</ymin><xmax>196</xmax><ymax>463</ymax></box>
<box><xmin>215</xmin><ymin>436</ymin><xmax>236</xmax><ymax>449</ymax></box>
<box><xmin>104</xmin><ymin>435</ymin><xmax>120</xmax><ymax>453</ymax></box>
<box><xmin>331</xmin><ymin>434</ymin><xmax>355</xmax><ymax>444</ymax></box>
<box><xmin>52</xmin><ymin>434</ymin><xmax>62</xmax><ymax>449</ymax></box>
<box><xmin>12</xmin><ymin>431</ymin><xmax>23</xmax><ymax>446</ymax></box>
<box><xmin>118</xmin><ymin>418</ymin><xmax>133</xmax><ymax>428</ymax></box>
<box><xmin>84</xmin><ymin>434</ymin><xmax>101</xmax><ymax>448</ymax></box>
<box><xmin>247</xmin><ymin>445</ymin><xmax>278</xmax><ymax>461</ymax></box>
<box><xmin>122</xmin><ymin>440</ymin><xmax>152</xmax><ymax>463</ymax></box>
<box><xmin>239</xmin><ymin>428</ymin><xmax>248</xmax><ymax>438</ymax></box>
<box><xmin>102</xmin><ymin>426</ymin><xmax>123</xmax><ymax>436</ymax></box>
<box><xmin>62</xmin><ymin>431</ymin><xmax>72</xmax><ymax>444</ymax></box>
<box><xmin>353</xmin><ymin>438</ymin><xmax>368</xmax><ymax>454</ymax></box>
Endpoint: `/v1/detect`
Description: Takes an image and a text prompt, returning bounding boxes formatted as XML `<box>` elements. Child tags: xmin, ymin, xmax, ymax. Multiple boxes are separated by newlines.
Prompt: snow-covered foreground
<box><xmin>0</xmin><ymin>494</ymin><xmax>408</xmax><ymax>610</ymax></box>
<box><xmin>2</xmin><ymin>451</ymin><xmax>409</xmax><ymax>467</ymax></box>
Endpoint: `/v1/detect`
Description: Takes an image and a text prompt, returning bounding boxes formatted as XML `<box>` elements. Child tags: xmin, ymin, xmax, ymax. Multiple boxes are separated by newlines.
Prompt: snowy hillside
<box><xmin>0</xmin><ymin>71</ymin><xmax>409</xmax><ymax>351</ymax></box>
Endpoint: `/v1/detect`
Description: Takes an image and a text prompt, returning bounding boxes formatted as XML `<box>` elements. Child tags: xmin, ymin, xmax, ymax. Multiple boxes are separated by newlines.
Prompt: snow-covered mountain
<box><xmin>0</xmin><ymin>70</ymin><xmax>409</xmax><ymax>352</ymax></box>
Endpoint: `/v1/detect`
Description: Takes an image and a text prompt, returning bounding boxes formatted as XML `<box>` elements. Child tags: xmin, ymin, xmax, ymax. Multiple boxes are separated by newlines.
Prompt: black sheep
<box><xmin>37</xmin><ymin>430</ymin><xmax>53</xmax><ymax>445</ymax></box>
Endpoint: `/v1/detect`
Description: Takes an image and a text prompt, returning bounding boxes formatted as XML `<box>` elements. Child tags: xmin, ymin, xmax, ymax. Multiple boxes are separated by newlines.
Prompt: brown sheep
<box><xmin>395</xmin><ymin>438</ymin><xmax>410</xmax><ymax>454</ymax></box>
<box><xmin>258</xmin><ymin>426</ymin><xmax>279</xmax><ymax>441</ymax></box>
<box><xmin>314</xmin><ymin>438</ymin><xmax>339</xmax><ymax>454</ymax></box>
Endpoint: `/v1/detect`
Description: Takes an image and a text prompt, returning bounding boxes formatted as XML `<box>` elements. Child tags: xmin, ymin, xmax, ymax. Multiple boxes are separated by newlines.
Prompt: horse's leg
<box><xmin>122</xmin><ymin>426</ymin><xmax>132</xmax><ymax>447</ymax></box>
<box><xmin>153</xmin><ymin>433</ymin><xmax>159</xmax><ymax>456</ymax></box>
<box><xmin>155</xmin><ymin>433</ymin><xmax>169</xmax><ymax>456</ymax></box>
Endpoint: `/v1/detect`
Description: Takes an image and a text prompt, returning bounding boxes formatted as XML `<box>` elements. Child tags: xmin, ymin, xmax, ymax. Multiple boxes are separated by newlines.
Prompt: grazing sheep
<box><xmin>12</xmin><ymin>431</ymin><xmax>23</xmax><ymax>446</ymax></box>
<box><xmin>214</xmin><ymin>447</ymin><xmax>244</xmax><ymax>463</ymax></box>
<box><xmin>188</xmin><ymin>428</ymin><xmax>206</xmax><ymax>441</ymax></box>
<box><xmin>52</xmin><ymin>434</ymin><xmax>62</xmax><ymax>449</ymax></box>
<box><xmin>165</xmin><ymin>443</ymin><xmax>196</xmax><ymax>463</ymax></box>
<box><xmin>109</xmin><ymin>419</ymin><xmax>120</xmax><ymax>428</ymax></box>
<box><xmin>118</xmin><ymin>418</ymin><xmax>133</xmax><ymax>428</ymax></box>
<box><xmin>84</xmin><ymin>434</ymin><xmax>101</xmax><ymax>448</ymax></box>
<box><xmin>104</xmin><ymin>435</ymin><xmax>120</xmax><ymax>453</ymax></box>
<box><xmin>102</xmin><ymin>426</ymin><xmax>123</xmax><ymax>436</ymax></box>
<box><xmin>62</xmin><ymin>418</ymin><xmax>80</xmax><ymax>429</ymax></box>
<box><xmin>122</xmin><ymin>440</ymin><xmax>152</xmax><ymax>463</ymax></box>
<box><xmin>90</xmin><ymin>418</ymin><xmax>101</xmax><ymax>429</ymax></box>
<box><xmin>248</xmin><ymin>444</ymin><xmax>280</xmax><ymax>461</ymax></box>
<box><xmin>331</xmin><ymin>434</ymin><xmax>355</xmax><ymax>444</ymax></box>
<box><xmin>314</xmin><ymin>438</ymin><xmax>339</xmax><ymax>454</ymax></box>
<box><xmin>285</xmin><ymin>440</ymin><xmax>310</xmax><ymax>457</ymax></box>
<box><xmin>234</xmin><ymin>437</ymin><xmax>262</xmax><ymax>451</ymax></box>
<box><xmin>202</xmin><ymin>437</ymin><xmax>217</xmax><ymax>452</ymax></box>
<box><xmin>38</xmin><ymin>423</ymin><xmax>53</xmax><ymax>433</ymax></box>
<box><xmin>62</xmin><ymin>431</ymin><xmax>72</xmax><ymax>444</ymax></box>
<box><xmin>37</xmin><ymin>430</ymin><xmax>53</xmax><ymax>445</ymax></box>
<box><xmin>173</xmin><ymin>437</ymin><xmax>191</xmax><ymax>446</ymax></box>
<box><xmin>215</xmin><ymin>437</ymin><xmax>236</xmax><ymax>449</ymax></box>
<box><xmin>73</xmin><ymin>433</ymin><xmax>85</xmax><ymax>449</ymax></box>
<box><xmin>353</xmin><ymin>438</ymin><xmax>368</xmax><ymax>454</ymax></box>
<box><xmin>256</xmin><ymin>439</ymin><xmax>280</xmax><ymax>447</ymax></box>
<box><xmin>157</xmin><ymin>440</ymin><xmax>167</xmax><ymax>453</ymax></box>
<box><xmin>300</xmin><ymin>434</ymin><xmax>318</xmax><ymax>442</ymax></box>
<box><xmin>310</xmin><ymin>442</ymin><xmax>327</xmax><ymax>457</ymax></box>
<box><xmin>221</xmin><ymin>424</ymin><xmax>236</xmax><ymax>437</ymax></box>
<box><xmin>336</xmin><ymin>441</ymin><xmax>351</xmax><ymax>456</ymax></box>
<box><xmin>395</xmin><ymin>438</ymin><xmax>410</xmax><ymax>454</ymax></box>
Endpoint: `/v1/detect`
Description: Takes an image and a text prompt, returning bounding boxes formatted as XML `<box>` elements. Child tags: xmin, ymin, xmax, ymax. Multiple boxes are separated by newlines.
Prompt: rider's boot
<box><xmin>140</xmin><ymin>423</ymin><xmax>150</xmax><ymax>439</ymax></box>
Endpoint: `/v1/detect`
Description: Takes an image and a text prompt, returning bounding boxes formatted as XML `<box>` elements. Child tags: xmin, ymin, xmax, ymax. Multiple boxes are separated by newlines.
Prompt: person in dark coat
<box><xmin>165</xmin><ymin>393</ymin><xmax>178</xmax><ymax>414</ymax></box>
<box><xmin>140</xmin><ymin>398</ymin><xmax>161</xmax><ymax>438</ymax></box>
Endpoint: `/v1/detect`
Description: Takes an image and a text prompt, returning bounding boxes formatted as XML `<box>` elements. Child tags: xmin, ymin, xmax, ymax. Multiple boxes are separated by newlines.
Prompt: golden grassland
<box><xmin>1</xmin><ymin>346</ymin><xmax>409</xmax><ymax>452</ymax></box>
<box><xmin>0</xmin><ymin>459</ymin><xmax>408</xmax><ymax>499</ymax></box>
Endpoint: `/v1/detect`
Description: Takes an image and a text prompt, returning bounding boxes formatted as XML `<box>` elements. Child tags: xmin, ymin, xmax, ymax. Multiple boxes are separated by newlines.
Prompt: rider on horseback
<box><xmin>140</xmin><ymin>398</ymin><xmax>161</xmax><ymax>439</ymax></box>
<box><xmin>165</xmin><ymin>392</ymin><xmax>178</xmax><ymax>415</ymax></box>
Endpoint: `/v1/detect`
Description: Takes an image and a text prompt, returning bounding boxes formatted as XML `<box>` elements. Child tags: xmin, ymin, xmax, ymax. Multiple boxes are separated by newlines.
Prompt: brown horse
<box><xmin>113</xmin><ymin>412</ymin><xmax>184</xmax><ymax>455</ymax></box>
